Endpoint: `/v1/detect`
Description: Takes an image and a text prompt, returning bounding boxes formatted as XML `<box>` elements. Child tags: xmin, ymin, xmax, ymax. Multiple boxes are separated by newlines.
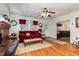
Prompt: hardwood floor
<box><xmin>15</xmin><ymin>38</ymin><xmax>79</xmax><ymax>56</ymax></box>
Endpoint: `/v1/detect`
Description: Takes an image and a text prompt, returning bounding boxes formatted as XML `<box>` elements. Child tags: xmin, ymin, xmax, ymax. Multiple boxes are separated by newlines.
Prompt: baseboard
<box><xmin>45</xmin><ymin>37</ymin><xmax>57</xmax><ymax>40</ymax></box>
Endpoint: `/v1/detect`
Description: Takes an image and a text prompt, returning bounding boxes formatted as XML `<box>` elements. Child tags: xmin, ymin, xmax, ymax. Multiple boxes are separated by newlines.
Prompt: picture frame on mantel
<box><xmin>76</xmin><ymin>17</ymin><xmax>79</xmax><ymax>27</ymax></box>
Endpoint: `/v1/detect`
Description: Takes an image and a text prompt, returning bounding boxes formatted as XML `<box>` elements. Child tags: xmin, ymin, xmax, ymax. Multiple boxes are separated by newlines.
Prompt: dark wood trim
<box><xmin>76</xmin><ymin>17</ymin><xmax>79</xmax><ymax>27</ymax></box>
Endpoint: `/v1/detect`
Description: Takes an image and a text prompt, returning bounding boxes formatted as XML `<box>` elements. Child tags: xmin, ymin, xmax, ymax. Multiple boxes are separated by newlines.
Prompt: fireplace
<box><xmin>0</xmin><ymin>21</ymin><xmax>10</xmax><ymax>39</ymax></box>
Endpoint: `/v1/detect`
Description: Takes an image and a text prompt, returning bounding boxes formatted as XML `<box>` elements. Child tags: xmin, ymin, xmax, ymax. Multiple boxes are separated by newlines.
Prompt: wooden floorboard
<box><xmin>14</xmin><ymin>38</ymin><xmax>79</xmax><ymax>56</ymax></box>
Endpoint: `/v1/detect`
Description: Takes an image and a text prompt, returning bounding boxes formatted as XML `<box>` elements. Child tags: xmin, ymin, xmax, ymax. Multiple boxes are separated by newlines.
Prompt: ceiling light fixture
<box><xmin>41</xmin><ymin>8</ymin><xmax>55</xmax><ymax>18</ymax></box>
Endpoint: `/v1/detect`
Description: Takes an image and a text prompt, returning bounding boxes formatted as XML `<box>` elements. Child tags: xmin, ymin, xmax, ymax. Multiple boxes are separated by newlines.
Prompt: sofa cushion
<box><xmin>19</xmin><ymin>31</ymin><xmax>42</xmax><ymax>42</ymax></box>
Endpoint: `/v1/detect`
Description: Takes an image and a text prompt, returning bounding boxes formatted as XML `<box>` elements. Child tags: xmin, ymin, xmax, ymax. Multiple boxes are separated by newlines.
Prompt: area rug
<box><xmin>15</xmin><ymin>41</ymin><xmax>52</xmax><ymax>55</ymax></box>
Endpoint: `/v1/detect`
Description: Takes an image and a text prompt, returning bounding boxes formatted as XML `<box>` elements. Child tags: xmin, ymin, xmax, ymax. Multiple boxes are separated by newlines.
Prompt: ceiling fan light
<box><xmin>41</xmin><ymin>12</ymin><xmax>46</xmax><ymax>17</ymax></box>
<box><xmin>46</xmin><ymin>13</ymin><xmax>49</xmax><ymax>16</ymax></box>
<box><xmin>42</xmin><ymin>16</ymin><xmax>43</xmax><ymax>18</ymax></box>
<box><xmin>48</xmin><ymin>14</ymin><xmax>51</xmax><ymax>17</ymax></box>
<box><xmin>43</xmin><ymin>8</ymin><xmax>48</xmax><ymax>13</ymax></box>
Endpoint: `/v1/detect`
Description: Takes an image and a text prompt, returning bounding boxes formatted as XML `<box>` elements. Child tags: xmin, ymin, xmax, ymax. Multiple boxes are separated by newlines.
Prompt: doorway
<box><xmin>57</xmin><ymin>20</ymin><xmax>70</xmax><ymax>43</ymax></box>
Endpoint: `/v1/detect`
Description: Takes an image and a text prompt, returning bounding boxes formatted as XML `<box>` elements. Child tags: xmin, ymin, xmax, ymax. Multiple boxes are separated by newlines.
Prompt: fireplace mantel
<box><xmin>0</xmin><ymin>20</ymin><xmax>10</xmax><ymax>29</ymax></box>
<box><xmin>0</xmin><ymin>20</ymin><xmax>11</xmax><ymax>39</ymax></box>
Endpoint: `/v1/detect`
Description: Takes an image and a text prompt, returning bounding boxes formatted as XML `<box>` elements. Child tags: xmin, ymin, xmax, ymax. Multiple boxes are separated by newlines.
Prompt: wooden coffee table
<box><xmin>24</xmin><ymin>38</ymin><xmax>43</xmax><ymax>46</ymax></box>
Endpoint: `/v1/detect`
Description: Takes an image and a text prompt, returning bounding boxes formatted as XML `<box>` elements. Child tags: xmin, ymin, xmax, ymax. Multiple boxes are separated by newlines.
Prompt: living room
<box><xmin>1</xmin><ymin>3</ymin><xmax>79</xmax><ymax>56</ymax></box>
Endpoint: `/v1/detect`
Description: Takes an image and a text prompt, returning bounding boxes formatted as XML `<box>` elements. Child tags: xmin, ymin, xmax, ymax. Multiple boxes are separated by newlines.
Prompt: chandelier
<box><xmin>41</xmin><ymin>12</ymin><xmax>52</xmax><ymax>18</ymax></box>
<box><xmin>41</xmin><ymin>8</ymin><xmax>55</xmax><ymax>18</ymax></box>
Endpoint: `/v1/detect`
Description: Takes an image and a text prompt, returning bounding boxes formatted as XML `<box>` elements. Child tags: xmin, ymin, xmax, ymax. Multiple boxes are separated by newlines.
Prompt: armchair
<box><xmin>9</xmin><ymin>33</ymin><xmax>17</xmax><ymax>40</ymax></box>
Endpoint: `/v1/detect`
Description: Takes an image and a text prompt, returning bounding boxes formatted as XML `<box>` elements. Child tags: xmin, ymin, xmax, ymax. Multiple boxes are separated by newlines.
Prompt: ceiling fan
<box><xmin>41</xmin><ymin>8</ymin><xmax>55</xmax><ymax>18</ymax></box>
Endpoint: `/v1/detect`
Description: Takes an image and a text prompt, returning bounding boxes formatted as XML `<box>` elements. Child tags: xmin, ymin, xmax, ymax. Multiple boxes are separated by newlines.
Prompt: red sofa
<box><xmin>19</xmin><ymin>31</ymin><xmax>42</xmax><ymax>43</ymax></box>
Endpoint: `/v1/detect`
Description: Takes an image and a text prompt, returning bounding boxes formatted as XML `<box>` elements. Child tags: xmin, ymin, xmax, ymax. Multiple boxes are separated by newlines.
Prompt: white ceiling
<box><xmin>0</xmin><ymin>3</ymin><xmax>79</xmax><ymax>19</ymax></box>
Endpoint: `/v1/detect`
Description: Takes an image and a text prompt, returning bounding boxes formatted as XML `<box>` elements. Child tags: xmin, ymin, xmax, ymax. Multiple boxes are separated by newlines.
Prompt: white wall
<box><xmin>0</xmin><ymin>11</ymin><xmax>50</xmax><ymax>38</ymax></box>
<box><xmin>0</xmin><ymin>9</ymin><xmax>57</xmax><ymax>38</ymax></box>
<box><xmin>7</xmin><ymin>10</ymin><xmax>79</xmax><ymax>43</ymax></box>
<box><xmin>49</xmin><ymin>11</ymin><xmax>79</xmax><ymax>43</ymax></box>
<box><xmin>45</xmin><ymin>19</ymin><xmax>57</xmax><ymax>38</ymax></box>
<box><xmin>9</xmin><ymin>14</ymin><xmax>47</xmax><ymax>35</ymax></box>
<box><xmin>2</xmin><ymin>9</ymin><xmax>79</xmax><ymax>44</ymax></box>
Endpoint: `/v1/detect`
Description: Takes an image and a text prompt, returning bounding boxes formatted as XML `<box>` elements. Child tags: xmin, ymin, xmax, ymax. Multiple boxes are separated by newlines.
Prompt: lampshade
<box><xmin>41</xmin><ymin>12</ymin><xmax>52</xmax><ymax>17</ymax></box>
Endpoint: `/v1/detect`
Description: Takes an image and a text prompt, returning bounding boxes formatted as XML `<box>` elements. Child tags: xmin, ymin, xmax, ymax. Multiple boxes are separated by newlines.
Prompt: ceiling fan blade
<box><xmin>48</xmin><ymin>11</ymin><xmax>55</xmax><ymax>14</ymax></box>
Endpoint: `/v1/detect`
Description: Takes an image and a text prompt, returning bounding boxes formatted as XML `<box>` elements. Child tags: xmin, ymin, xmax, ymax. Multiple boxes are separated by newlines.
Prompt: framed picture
<box><xmin>76</xmin><ymin>17</ymin><xmax>79</xmax><ymax>27</ymax></box>
<box><xmin>57</xmin><ymin>23</ymin><xmax>62</xmax><ymax>26</ymax></box>
<box><xmin>33</xmin><ymin>21</ymin><xmax>38</xmax><ymax>25</ymax></box>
